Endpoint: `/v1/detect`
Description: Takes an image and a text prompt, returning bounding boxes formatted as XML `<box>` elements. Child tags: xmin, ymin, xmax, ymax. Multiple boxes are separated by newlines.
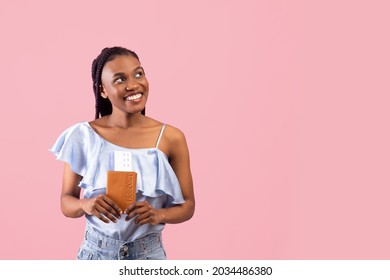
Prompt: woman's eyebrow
<box><xmin>134</xmin><ymin>66</ymin><xmax>144</xmax><ymax>72</ymax></box>
<box><xmin>112</xmin><ymin>67</ymin><xmax>144</xmax><ymax>78</ymax></box>
<box><xmin>112</xmin><ymin>72</ymin><xmax>126</xmax><ymax>78</ymax></box>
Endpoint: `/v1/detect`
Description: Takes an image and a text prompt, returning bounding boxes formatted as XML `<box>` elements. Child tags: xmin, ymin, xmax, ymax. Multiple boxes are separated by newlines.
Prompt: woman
<box><xmin>50</xmin><ymin>46</ymin><xmax>195</xmax><ymax>260</ymax></box>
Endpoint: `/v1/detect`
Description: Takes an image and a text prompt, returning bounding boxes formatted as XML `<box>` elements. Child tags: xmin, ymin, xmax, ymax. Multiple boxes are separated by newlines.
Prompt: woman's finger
<box><xmin>91</xmin><ymin>208</ymin><xmax>111</xmax><ymax>223</ymax></box>
<box><xmin>137</xmin><ymin>216</ymin><xmax>153</xmax><ymax>225</ymax></box>
<box><xmin>95</xmin><ymin>203</ymin><xmax>119</xmax><ymax>223</ymax></box>
<box><xmin>124</xmin><ymin>202</ymin><xmax>137</xmax><ymax>215</ymax></box>
<box><xmin>125</xmin><ymin>201</ymin><xmax>151</xmax><ymax>221</ymax></box>
<box><xmin>135</xmin><ymin>211</ymin><xmax>152</xmax><ymax>224</ymax></box>
<box><xmin>90</xmin><ymin>195</ymin><xmax>121</xmax><ymax>218</ymax></box>
<box><xmin>98</xmin><ymin>196</ymin><xmax>121</xmax><ymax>217</ymax></box>
<box><xmin>102</xmin><ymin>196</ymin><xmax>123</xmax><ymax>216</ymax></box>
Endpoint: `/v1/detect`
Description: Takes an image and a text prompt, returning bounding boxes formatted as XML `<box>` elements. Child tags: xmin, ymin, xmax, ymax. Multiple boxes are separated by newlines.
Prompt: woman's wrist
<box><xmin>78</xmin><ymin>198</ymin><xmax>88</xmax><ymax>215</ymax></box>
<box><xmin>157</xmin><ymin>209</ymin><xmax>167</xmax><ymax>224</ymax></box>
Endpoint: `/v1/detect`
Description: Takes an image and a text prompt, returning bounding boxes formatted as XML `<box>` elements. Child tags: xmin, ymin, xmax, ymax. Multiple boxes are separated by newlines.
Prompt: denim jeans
<box><xmin>77</xmin><ymin>225</ymin><xmax>167</xmax><ymax>260</ymax></box>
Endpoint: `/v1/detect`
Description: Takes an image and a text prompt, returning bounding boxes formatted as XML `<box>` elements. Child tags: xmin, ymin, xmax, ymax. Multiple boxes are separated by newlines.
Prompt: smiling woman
<box><xmin>92</xmin><ymin>47</ymin><xmax>147</xmax><ymax>118</ymax></box>
<box><xmin>100</xmin><ymin>55</ymin><xmax>149</xmax><ymax>116</ymax></box>
<box><xmin>49</xmin><ymin>47</ymin><xmax>195</xmax><ymax>260</ymax></box>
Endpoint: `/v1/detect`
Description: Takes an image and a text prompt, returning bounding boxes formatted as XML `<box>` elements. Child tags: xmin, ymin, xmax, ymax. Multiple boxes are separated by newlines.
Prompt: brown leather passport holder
<box><xmin>106</xmin><ymin>171</ymin><xmax>137</xmax><ymax>211</ymax></box>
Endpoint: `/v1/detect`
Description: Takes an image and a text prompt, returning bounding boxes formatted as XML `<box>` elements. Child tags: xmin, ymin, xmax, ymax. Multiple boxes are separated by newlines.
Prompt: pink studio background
<box><xmin>0</xmin><ymin>0</ymin><xmax>389</xmax><ymax>259</ymax></box>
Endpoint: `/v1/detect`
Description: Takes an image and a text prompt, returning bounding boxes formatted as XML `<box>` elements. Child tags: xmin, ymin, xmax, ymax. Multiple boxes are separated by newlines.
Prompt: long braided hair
<box><xmin>91</xmin><ymin>47</ymin><xmax>146</xmax><ymax>119</ymax></box>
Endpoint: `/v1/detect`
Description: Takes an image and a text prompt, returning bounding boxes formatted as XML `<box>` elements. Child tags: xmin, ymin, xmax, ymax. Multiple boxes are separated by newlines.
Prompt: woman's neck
<box><xmin>106</xmin><ymin>112</ymin><xmax>146</xmax><ymax>129</ymax></box>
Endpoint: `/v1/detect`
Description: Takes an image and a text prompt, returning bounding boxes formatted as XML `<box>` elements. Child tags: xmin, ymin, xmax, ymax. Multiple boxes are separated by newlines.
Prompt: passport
<box><xmin>106</xmin><ymin>171</ymin><xmax>137</xmax><ymax>211</ymax></box>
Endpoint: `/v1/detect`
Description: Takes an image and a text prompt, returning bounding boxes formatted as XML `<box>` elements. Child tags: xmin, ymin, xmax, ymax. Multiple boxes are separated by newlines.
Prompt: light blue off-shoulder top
<box><xmin>50</xmin><ymin>122</ymin><xmax>184</xmax><ymax>241</ymax></box>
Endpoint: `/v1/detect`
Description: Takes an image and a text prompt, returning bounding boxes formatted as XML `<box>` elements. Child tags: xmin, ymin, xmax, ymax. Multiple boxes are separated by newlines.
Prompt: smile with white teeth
<box><xmin>125</xmin><ymin>93</ymin><xmax>142</xmax><ymax>101</ymax></box>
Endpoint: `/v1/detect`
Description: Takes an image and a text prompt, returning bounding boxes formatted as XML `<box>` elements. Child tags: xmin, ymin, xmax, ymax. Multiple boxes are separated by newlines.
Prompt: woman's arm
<box><xmin>61</xmin><ymin>162</ymin><xmax>122</xmax><ymax>223</ymax></box>
<box><xmin>160</xmin><ymin>126</ymin><xmax>195</xmax><ymax>223</ymax></box>
<box><xmin>61</xmin><ymin>162</ymin><xmax>84</xmax><ymax>218</ymax></box>
<box><xmin>125</xmin><ymin>126</ymin><xmax>195</xmax><ymax>224</ymax></box>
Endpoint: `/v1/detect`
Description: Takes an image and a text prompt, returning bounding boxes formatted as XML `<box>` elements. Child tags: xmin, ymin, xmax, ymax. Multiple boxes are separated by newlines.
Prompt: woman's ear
<box><xmin>100</xmin><ymin>86</ymin><xmax>108</xmax><ymax>99</ymax></box>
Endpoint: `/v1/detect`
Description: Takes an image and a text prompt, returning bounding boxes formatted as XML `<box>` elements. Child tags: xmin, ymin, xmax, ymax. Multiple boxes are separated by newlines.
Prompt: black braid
<box><xmin>91</xmin><ymin>47</ymin><xmax>146</xmax><ymax>119</ymax></box>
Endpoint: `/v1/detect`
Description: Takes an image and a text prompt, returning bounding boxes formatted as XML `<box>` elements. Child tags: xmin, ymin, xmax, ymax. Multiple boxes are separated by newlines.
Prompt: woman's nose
<box><xmin>126</xmin><ymin>79</ymin><xmax>139</xmax><ymax>91</ymax></box>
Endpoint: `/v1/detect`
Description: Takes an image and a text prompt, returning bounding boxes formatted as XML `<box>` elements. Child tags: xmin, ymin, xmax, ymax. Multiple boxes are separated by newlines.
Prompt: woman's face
<box><xmin>101</xmin><ymin>55</ymin><xmax>149</xmax><ymax>115</ymax></box>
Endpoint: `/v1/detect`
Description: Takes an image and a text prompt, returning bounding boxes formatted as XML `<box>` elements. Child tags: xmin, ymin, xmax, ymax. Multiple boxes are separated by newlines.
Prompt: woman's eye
<box><xmin>134</xmin><ymin>72</ymin><xmax>144</xmax><ymax>79</ymax></box>
<box><xmin>114</xmin><ymin>78</ymin><xmax>125</xmax><ymax>84</ymax></box>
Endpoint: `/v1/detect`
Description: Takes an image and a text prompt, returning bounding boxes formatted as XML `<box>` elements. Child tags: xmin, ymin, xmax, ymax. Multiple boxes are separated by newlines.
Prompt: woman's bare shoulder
<box><xmin>164</xmin><ymin>123</ymin><xmax>186</xmax><ymax>142</ymax></box>
<box><xmin>88</xmin><ymin>116</ymin><xmax>109</xmax><ymax>128</ymax></box>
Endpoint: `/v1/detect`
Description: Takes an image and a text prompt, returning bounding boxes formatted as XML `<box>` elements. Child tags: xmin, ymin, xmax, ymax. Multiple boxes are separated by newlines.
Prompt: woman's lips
<box><xmin>124</xmin><ymin>93</ymin><xmax>142</xmax><ymax>101</ymax></box>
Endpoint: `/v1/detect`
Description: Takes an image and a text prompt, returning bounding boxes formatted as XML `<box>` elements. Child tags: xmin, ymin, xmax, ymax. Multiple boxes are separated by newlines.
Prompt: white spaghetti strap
<box><xmin>155</xmin><ymin>124</ymin><xmax>166</xmax><ymax>148</ymax></box>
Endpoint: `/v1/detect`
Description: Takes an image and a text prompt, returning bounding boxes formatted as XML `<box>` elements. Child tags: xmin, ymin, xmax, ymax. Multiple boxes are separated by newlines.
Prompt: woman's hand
<box><xmin>81</xmin><ymin>195</ymin><xmax>122</xmax><ymax>223</ymax></box>
<box><xmin>124</xmin><ymin>201</ymin><xmax>166</xmax><ymax>225</ymax></box>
